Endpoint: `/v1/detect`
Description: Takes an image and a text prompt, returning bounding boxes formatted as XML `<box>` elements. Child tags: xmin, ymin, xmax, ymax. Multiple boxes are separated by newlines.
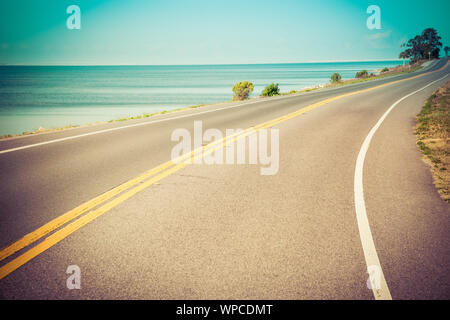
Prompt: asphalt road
<box><xmin>0</xmin><ymin>59</ymin><xmax>449</xmax><ymax>299</ymax></box>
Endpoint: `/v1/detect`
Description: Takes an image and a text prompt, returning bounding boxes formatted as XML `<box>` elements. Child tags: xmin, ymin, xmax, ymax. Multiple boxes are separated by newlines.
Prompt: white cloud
<box><xmin>366</xmin><ymin>30</ymin><xmax>392</xmax><ymax>40</ymax></box>
<box><xmin>364</xmin><ymin>30</ymin><xmax>393</xmax><ymax>49</ymax></box>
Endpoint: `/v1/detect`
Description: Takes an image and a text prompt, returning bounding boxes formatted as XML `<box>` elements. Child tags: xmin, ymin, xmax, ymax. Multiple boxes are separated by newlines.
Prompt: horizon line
<box><xmin>0</xmin><ymin>58</ymin><xmax>405</xmax><ymax>67</ymax></box>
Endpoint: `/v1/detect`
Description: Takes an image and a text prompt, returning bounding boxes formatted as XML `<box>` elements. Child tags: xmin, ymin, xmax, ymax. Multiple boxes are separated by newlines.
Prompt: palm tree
<box><xmin>445</xmin><ymin>46</ymin><xmax>449</xmax><ymax>57</ymax></box>
<box><xmin>399</xmin><ymin>50</ymin><xmax>410</xmax><ymax>66</ymax></box>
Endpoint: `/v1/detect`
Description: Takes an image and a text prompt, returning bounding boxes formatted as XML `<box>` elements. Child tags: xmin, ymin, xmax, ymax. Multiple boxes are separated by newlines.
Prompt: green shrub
<box><xmin>232</xmin><ymin>81</ymin><xmax>254</xmax><ymax>101</ymax></box>
<box><xmin>355</xmin><ymin>70</ymin><xmax>369</xmax><ymax>78</ymax></box>
<box><xmin>330</xmin><ymin>73</ymin><xmax>341</xmax><ymax>83</ymax></box>
<box><xmin>381</xmin><ymin>67</ymin><xmax>389</xmax><ymax>73</ymax></box>
<box><xmin>261</xmin><ymin>83</ymin><xmax>280</xmax><ymax>96</ymax></box>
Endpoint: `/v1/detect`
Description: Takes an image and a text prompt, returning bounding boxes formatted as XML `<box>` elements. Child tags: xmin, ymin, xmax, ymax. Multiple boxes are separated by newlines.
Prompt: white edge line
<box><xmin>1</xmin><ymin>61</ymin><xmax>441</xmax><ymax>155</ymax></box>
<box><xmin>0</xmin><ymin>88</ymin><xmax>327</xmax><ymax>155</ymax></box>
<box><xmin>0</xmin><ymin>98</ymin><xmax>269</xmax><ymax>155</ymax></box>
<box><xmin>354</xmin><ymin>73</ymin><xmax>448</xmax><ymax>300</ymax></box>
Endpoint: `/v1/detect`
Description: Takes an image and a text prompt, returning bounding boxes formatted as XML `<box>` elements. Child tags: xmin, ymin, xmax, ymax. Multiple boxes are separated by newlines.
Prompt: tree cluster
<box><xmin>399</xmin><ymin>28</ymin><xmax>443</xmax><ymax>63</ymax></box>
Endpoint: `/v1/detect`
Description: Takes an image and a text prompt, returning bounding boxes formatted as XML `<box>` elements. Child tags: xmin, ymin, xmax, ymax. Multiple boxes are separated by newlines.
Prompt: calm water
<box><xmin>0</xmin><ymin>61</ymin><xmax>403</xmax><ymax>135</ymax></box>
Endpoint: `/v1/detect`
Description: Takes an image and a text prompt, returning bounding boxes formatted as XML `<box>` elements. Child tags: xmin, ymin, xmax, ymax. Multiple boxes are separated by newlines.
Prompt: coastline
<box><xmin>0</xmin><ymin>60</ymin><xmax>426</xmax><ymax>141</ymax></box>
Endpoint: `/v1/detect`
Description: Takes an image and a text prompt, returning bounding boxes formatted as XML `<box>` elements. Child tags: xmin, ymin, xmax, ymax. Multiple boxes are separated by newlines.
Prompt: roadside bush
<box><xmin>355</xmin><ymin>70</ymin><xmax>369</xmax><ymax>78</ymax></box>
<box><xmin>261</xmin><ymin>83</ymin><xmax>280</xmax><ymax>96</ymax></box>
<box><xmin>330</xmin><ymin>72</ymin><xmax>341</xmax><ymax>83</ymax></box>
<box><xmin>381</xmin><ymin>67</ymin><xmax>389</xmax><ymax>73</ymax></box>
<box><xmin>232</xmin><ymin>81</ymin><xmax>254</xmax><ymax>101</ymax></box>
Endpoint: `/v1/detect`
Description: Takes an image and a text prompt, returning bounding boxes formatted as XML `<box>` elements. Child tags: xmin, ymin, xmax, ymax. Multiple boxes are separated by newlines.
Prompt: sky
<box><xmin>0</xmin><ymin>0</ymin><xmax>449</xmax><ymax>65</ymax></box>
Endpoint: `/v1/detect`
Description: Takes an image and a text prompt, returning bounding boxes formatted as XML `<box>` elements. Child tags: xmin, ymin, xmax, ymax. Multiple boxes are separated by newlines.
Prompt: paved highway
<box><xmin>0</xmin><ymin>59</ymin><xmax>449</xmax><ymax>299</ymax></box>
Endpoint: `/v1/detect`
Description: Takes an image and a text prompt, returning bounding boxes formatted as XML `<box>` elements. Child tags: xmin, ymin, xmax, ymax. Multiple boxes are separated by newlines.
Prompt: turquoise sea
<box><xmin>0</xmin><ymin>61</ymin><xmax>404</xmax><ymax>136</ymax></box>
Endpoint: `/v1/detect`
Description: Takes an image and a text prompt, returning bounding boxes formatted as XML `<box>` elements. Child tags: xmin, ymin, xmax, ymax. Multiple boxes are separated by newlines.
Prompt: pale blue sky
<box><xmin>0</xmin><ymin>0</ymin><xmax>449</xmax><ymax>65</ymax></box>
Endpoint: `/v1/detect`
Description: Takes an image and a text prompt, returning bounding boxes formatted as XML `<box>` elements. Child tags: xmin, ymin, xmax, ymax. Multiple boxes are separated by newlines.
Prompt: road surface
<box><xmin>0</xmin><ymin>59</ymin><xmax>449</xmax><ymax>299</ymax></box>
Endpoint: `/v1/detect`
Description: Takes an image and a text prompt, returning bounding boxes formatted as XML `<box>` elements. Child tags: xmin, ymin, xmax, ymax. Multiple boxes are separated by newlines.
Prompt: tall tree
<box><xmin>421</xmin><ymin>28</ymin><xmax>442</xmax><ymax>59</ymax></box>
<box><xmin>399</xmin><ymin>28</ymin><xmax>442</xmax><ymax>63</ymax></box>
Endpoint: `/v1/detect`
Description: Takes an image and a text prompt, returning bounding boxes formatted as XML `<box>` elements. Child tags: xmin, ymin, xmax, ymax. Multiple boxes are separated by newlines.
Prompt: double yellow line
<box><xmin>0</xmin><ymin>59</ymin><xmax>448</xmax><ymax>280</ymax></box>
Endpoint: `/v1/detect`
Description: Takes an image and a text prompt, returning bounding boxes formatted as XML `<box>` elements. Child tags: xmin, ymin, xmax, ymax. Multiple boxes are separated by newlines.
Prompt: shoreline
<box><xmin>0</xmin><ymin>60</ymin><xmax>426</xmax><ymax>140</ymax></box>
<box><xmin>1</xmin><ymin>59</ymin><xmax>405</xmax><ymax>67</ymax></box>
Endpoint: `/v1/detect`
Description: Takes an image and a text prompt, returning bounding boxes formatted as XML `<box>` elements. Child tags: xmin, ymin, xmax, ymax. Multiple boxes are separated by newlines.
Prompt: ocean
<box><xmin>0</xmin><ymin>61</ymin><xmax>404</xmax><ymax>136</ymax></box>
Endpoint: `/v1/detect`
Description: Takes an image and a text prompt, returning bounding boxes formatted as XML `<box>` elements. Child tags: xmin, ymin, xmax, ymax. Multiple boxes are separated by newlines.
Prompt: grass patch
<box><xmin>0</xmin><ymin>104</ymin><xmax>207</xmax><ymax>139</ymax></box>
<box><xmin>276</xmin><ymin>61</ymin><xmax>425</xmax><ymax>96</ymax></box>
<box><xmin>414</xmin><ymin>80</ymin><xmax>450</xmax><ymax>202</ymax></box>
<box><xmin>279</xmin><ymin>86</ymin><xmax>321</xmax><ymax>96</ymax></box>
<box><xmin>326</xmin><ymin>62</ymin><xmax>424</xmax><ymax>88</ymax></box>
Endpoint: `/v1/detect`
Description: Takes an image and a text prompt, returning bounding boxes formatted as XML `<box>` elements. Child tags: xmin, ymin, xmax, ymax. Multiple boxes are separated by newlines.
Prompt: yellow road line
<box><xmin>0</xmin><ymin>60</ymin><xmax>448</xmax><ymax>280</ymax></box>
<box><xmin>0</xmin><ymin>113</ymin><xmax>286</xmax><ymax>262</ymax></box>
<box><xmin>0</xmin><ymin>161</ymin><xmax>173</xmax><ymax>262</ymax></box>
<box><xmin>0</xmin><ymin>123</ymin><xmax>274</xmax><ymax>280</ymax></box>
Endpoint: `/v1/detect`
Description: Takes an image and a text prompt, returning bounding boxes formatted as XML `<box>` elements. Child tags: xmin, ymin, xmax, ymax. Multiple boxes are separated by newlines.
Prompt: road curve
<box><xmin>0</xmin><ymin>59</ymin><xmax>449</xmax><ymax>299</ymax></box>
